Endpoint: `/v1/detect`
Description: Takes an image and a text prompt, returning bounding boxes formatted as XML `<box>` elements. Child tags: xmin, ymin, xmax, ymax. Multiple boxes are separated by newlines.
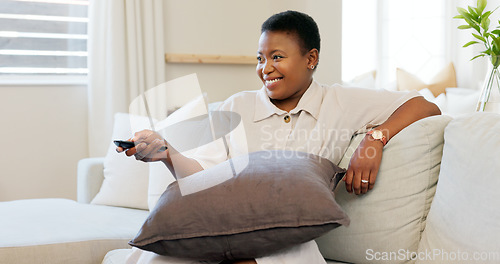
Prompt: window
<box><xmin>0</xmin><ymin>0</ymin><xmax>88</xmax><ymax>83</ymax></box>
<box><xmin>342</xmin><ymin>0</ymin><xmax>448</xmax><ymax>89</ymax></box>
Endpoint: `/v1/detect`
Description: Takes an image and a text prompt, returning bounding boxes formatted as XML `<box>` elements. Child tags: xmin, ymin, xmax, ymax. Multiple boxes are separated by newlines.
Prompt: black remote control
<box><xmin>114</xmin><ymin>140</ymin><xmax>167</xmax><ymax>151</ymax></box>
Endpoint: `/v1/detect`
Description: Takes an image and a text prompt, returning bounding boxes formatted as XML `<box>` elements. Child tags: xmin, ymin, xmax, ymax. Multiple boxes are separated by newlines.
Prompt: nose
<box><xmin>261</xmin><ymin>59</ymin><xmax>274</xmax><ymax>75</ymax></box>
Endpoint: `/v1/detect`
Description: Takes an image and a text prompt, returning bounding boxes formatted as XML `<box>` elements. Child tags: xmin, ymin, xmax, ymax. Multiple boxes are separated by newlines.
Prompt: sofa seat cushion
<box><xmin>0</xmin><ymin>198</ymin><xmax>149</xmax><ymax>264</ymax></box>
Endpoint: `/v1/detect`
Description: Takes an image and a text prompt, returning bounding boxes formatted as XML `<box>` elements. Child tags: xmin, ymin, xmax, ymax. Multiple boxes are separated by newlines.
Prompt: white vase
<box><xmin>477</xmin><ymin>64</ymin><xmax>500</xmax><ymax>113</ymax></box>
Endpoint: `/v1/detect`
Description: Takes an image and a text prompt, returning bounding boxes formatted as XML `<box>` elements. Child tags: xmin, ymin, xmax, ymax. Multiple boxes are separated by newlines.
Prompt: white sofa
<box><xmin>1</xmin><ymin>112</ymin><xmax>499</xmax><ymax>264</ymax></box>
<box><xmin>0</xmin><ymin>157</ymin><xmax>149</xmax><ymax>264</ymax></box>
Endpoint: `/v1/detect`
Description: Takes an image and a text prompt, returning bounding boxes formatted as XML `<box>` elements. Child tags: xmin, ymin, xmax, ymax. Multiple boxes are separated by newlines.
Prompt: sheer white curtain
<box><xmin>343</xmin><ymin>0</ymin><xmax>449</xmax><ymax>89</ymax></box>
<box><xmin>342</xmin><ymin>0</ymin><xmax>494</xmax><ymax>90</ymax></box>
<box><xmin>87</xmin><ymin>0</ymin><xmax>166</xmax><ymax>157</ymax></box>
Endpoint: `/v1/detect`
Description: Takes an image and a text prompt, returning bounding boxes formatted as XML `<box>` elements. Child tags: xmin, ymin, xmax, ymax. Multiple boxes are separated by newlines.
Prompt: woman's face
<box><xmin>256</xmin><ymin>30</ymin><xmax>317</xmax><ymax>110</ymax></box>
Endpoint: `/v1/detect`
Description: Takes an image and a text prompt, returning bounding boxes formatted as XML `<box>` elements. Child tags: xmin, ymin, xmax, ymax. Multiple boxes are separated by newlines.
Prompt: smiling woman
<box><xmin>256</xmin><ymin>11</ymin><xmax>319</xmax><ymax>111</ymax></box>
<box><xmin>256</xmin><ymin>31</ymin><xmax>318</xmax><ymax>111</ymax></box>
<box><xmin>119</xmin><ymin>9</ymin><xmax>440</xmax><ymax>264</ymax></box>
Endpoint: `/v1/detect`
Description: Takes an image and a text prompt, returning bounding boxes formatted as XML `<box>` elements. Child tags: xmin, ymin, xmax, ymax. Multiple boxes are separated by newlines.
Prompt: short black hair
<box><xmin>261</xmin><ymin>10</ymin><xmax>321</xmax><ymax>54</ymax></box>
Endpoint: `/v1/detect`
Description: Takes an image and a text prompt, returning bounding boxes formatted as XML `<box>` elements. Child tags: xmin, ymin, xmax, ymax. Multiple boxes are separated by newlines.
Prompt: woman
<box><xmin>119</xmin><ymin>10</ymin><xmax>440</xmax><ymax>264</ymax></box>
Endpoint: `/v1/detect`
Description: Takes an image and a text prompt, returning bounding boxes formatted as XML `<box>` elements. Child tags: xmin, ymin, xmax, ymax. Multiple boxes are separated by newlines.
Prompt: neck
<box><xmin>271</xmin><ymin>78</ymin><xmax>313</xmax><ymax>112</ymax></box>
<box><xmin>271</xmin><ymin>98</ymin><xmax>300</xmax><ymax>112</ymax></box>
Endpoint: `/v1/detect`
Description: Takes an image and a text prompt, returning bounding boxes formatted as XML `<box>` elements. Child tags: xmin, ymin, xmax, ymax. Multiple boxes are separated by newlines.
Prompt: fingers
<box><xmin>345</xmin><ymin>168</ymin><xmax>375</xmax><ymax>195</ymax></box>
<box><xmin>132</xmin><ymin>130</ymin><xmax>153</xmax><ymax>142</ymax></box>
<box><xmin>345</xmin><ymin>136</ymin><xmax>383</xmax><ymax>195</ymax></box>
<box><xmin>116</xmin><ymin>130</ymin><xmax>167</xmax><ymax>162</ymax></box>
<box><xmin>125</xmin><ymin>146</ymin><xmax>137</xmax><ymax>156</ymax></box>
<box><xmin>134</xmin><ymin>139</ymin><xmax>167</xmax><ymax>162</ymax></box>
<box><xmin>116</xmin><ymin>136</ymin><xmax>136</xmax><ymax>153</ymax></box>
<box><xmin>360</xmin><ymin>173</ymin><xmax>369</xmax><ymax>194</ymax></box>
<box><xmin>135</xmin><ymin>139</ymin><xmax>159</xmax><ymax>160</ymax></box>
<box><xmin>368</xmin><ymin>171</ymin><xmax>377</xmax><ymax>190</ymax></box>
<box><xmin>344</xmin><ymin>169</ymin><xmax>354</xmax><ymax>194</ymax></box>
<box><xmin>352</xmin><ymin>170</ymin><xmax>362</xmax><ymax>195</ymax></box>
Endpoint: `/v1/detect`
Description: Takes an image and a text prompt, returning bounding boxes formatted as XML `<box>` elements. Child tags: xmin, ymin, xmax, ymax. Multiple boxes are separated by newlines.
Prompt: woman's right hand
<box><xmin>116</xmin><ymin>130</ymin><xmax>169</xmax><ymax>163</ymax></box>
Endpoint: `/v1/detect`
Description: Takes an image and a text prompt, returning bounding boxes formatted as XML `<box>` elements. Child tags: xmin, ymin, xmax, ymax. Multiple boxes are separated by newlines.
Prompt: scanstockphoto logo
<box><xmin>366</xmin><ymin>248</ymin><xmax>500</xmax><ymax>262</ymax></box>
<box><xmin>127</xmin><ymin>73</ymin><xmax>249</xmax><ymax>196</ymax></box>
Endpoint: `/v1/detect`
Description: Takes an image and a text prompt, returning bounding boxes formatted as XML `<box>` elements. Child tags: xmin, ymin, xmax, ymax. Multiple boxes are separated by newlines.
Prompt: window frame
<box><xmin>0</xmin><ymin>74</ymin><xmax>87</xmax><ymax>86</ymax></box>
<box><xmin>0</xmin><ymin>0</ymin><xmax>89</xmax><ymax>86</ymax></box>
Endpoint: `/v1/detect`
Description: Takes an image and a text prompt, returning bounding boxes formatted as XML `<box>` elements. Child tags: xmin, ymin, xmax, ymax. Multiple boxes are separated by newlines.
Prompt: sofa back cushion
<box><xmin>316</xmin><ymin>115</ymin><xmax>452</xmax><ymax>264</ymax></box>
<box><xmin>416</xmin><ymin>113</ymin><xmax>500</xmax><ymax>264</ymax></box>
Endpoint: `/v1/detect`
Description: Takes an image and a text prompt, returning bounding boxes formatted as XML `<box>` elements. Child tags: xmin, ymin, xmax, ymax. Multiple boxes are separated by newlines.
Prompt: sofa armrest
<box><xmin>77</xmin><ymin>157</ymin><xmax>105</xmax><ymax>203</ymax></box>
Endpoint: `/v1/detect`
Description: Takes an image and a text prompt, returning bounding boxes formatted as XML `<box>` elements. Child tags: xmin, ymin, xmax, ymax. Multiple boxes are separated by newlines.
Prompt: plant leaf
<box><xmin>453</xmin><ymin>15</ymin><xmax>465</xmax><ymax>19</ymax></box>
<box><xmin>458</xmin><ymin>25</ymin><xmax>472</xmax><ymax>29</ymax></box>
<box><xmin>482</xmin><ymin>10</ymin><xmax>492</xmax><ymax>20</ymax></box>
<box><xmin>473</xmin><ymin>24</ymin><xmax>482</xmax><ymax>32</ymax></box>
<box><xmin>473</xmin><ymin>33</ymin><xmax>487</xmax><ymax>42</ymax></box>
<box><xmin>482</xmin><ymin>17</ymin><xmax>491</xmax><ymax>30</ymax></box>
<box><xmin>492</xmin><ymin>29</ymin><xmax>500</xmax><ymax>35</ymax></box>
<box><xmin>493</xmin><ymin>36</ymin><xmax>500</xmax><ymax>51</ymax></box>
<box><xmin>477</xmin><ymin>0</ymin><xmax>487</xmax><ymax>14</ymax></box>
<box><xmin>481</xmin><ymin>49</ymin><xmax>492</xmax><ymax>55</ymax></box>
<box><xmin>495</xmin><ymin>55</ymin><xmax>500</xmax><ymax>67</ymax></box>
<box><xmin>469</xmin><ymin>6</ymin><xmax>479</xmax><ymax>20</ymax></box>
<box><xmin>457</xmin><ymin>7</ymin><xmax>475</xmax><ymax>26</ymax></box>
<box><xmin>471</xmin><ymin>54</ymin><xmax>485</xmax><ymax>61</ymax></box>
<box><xmin>464</xmin><ymin>41</ymin><xmax>480</xmax><ymax>47</ymax></box>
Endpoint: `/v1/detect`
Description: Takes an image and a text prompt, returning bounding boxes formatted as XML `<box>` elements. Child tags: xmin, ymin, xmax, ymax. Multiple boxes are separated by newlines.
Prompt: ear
<box><xmin>306</xmin><ymin>48</ymin><xmax>319</xmax><ymax>68</ymax></box>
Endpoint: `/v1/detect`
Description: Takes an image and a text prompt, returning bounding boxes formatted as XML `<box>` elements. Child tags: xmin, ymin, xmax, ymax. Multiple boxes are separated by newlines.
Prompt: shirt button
<box><xmin>284</xmin><ymin>115</ymin><xmax>291</xmax><ymax>123</ymax></box>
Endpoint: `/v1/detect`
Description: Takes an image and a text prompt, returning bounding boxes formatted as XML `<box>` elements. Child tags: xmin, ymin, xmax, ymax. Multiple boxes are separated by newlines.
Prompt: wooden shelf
<box><xmin>165</xmin><ymin>53</ymin><xmax>256</xmax><ymax>65</ymax></box>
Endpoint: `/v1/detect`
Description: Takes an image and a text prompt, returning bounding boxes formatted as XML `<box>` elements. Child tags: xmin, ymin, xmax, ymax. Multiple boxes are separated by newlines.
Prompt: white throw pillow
<box><xmin>418</xmin><ymin>88</ymin><xmax>436</xmax><ymax>102</ymax></box>
<box><xmin>91</xmin><ymin>113</ymin><xmax>151</xmax><ymax>210</ymax></box>
<box><xmin>445</xmin><ymin>88</ymin><xmax>480</xmax><ymax>117</ymax></box>
<box><xmin>433</xmin><ymin>93</ymin><xmax>448</xmax><ymax>114</ymax></box>
<box><xmin>148</xmin><ymin>162</ymin><xmax>175</xmax><ymax>211</ymax></box>
<box><xmin>343</xmin><ymin>70</ymin><xmax>377</xmax><ymax>89</ymax></box>
<box><xmin>317</xmin><ymin>115</ymin><xmax>452</xmax><ymax>264</ymax></box>
<box><xmin>147</xmin><ymin>96</ymin><xmax>209</xmax><ymax>210</ymax></box>
<box><xmin>416</xmin><ymin>113</ymin><xmax>500</xmax><ymax>264</ymax></box>
<box><xmin>418</xmin><ymin>88</ymin><xmax>448</xmax><ymax>114</ymax></box>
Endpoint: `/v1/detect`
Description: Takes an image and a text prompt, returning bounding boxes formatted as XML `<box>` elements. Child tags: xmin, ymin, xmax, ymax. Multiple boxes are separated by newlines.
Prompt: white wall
<box><xmin>0</xmin><ymin>0</ymin><xmax>342</xmax><ymax>202</ymax></box>
<box><xmin>0</xmin><ymin>85</ymin><xmax>88</xmax><ymax>201</ymax></box>
<box><xmin>163</xmin><ymin>0</ymin><xmax>342</xmax><ymax>103</ymax></box>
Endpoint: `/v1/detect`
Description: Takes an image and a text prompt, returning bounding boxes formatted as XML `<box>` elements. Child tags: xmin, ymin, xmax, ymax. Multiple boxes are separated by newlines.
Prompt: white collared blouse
<box><xmin>191</xmin><ymin>80</ymin><xmax>420</xmax><ymax>169</ymax></box>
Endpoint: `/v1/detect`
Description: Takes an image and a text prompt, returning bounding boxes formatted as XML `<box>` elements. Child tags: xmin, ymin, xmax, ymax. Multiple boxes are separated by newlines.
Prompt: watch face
<box><xmin>372</xmin><ymin>130</ymin><xmax>383</xmax><ymax>139</ymax></box>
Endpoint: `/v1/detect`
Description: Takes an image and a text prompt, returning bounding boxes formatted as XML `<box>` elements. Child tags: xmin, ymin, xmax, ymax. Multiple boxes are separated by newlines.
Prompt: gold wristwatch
<box><xmin>367</xmin><ymin>130</ymin><xmax>387</xmax><ymax>146</ymax></box>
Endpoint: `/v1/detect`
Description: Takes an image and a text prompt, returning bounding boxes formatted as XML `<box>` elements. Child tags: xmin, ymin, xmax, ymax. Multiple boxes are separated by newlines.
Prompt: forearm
<box><xmin>345</xmin><ymin>96</ymin><xmax>440</xmax><ymax>195</ymax></box>
<box><xmin>374</xmin><ymin>96</ymin><xmax>441</xmax><ymax>142</ymax></box>
<box><xmin>163</xmin><ymin>143</ymin><xmax>204</xmax><ymax>179</ymax></box>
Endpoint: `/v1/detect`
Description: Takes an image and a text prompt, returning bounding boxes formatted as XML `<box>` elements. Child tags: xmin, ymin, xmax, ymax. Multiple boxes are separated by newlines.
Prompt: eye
<box><xmin>273</xmin><ymin>55</ymin><xmax>284</xmax><ymax>60</ymax></box>
<box><xmin>257</xmin><ymin>56</ymin><xmax>263</xmax><ymax>63</ymax></box>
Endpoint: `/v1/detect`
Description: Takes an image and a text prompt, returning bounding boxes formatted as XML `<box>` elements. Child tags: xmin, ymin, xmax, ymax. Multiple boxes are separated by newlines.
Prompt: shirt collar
<box><xmin>253</xmin><ymin>80</ymin><xmax>322</xmax><ymax>122</ymax></box>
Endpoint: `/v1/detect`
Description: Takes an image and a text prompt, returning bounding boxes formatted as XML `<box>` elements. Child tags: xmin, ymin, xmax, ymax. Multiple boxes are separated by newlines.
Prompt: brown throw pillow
<box><xmin>397</xmin><ymin>62</ymin><xmax>457</xmax><ymax>97</ymax></box>
<box><xmin>129</xmin><ymin>150</ymin><xmax>349</xmax><ymax>261</ymax></box>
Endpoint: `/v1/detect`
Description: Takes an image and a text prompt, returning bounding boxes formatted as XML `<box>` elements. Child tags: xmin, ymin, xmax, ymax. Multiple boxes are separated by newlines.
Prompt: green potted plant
<box><xmin>455</xmin><ymin>0</ymin><xmax>500</xmax><ymax>112</ymax></box>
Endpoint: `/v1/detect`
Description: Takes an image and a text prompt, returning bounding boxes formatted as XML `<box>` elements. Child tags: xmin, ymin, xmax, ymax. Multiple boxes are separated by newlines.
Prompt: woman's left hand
<box><xmin>343</xmin><ymin>135</ymin><xmax>384</xmax><ymax>195</ymax></box>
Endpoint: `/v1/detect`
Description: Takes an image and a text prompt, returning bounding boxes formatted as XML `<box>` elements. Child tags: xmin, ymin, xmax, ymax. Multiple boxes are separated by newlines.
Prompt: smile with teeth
<box><xmin>265</xmin><ymin>78</ymin><xmax>282</xmax><ymax>85</ymax></box>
